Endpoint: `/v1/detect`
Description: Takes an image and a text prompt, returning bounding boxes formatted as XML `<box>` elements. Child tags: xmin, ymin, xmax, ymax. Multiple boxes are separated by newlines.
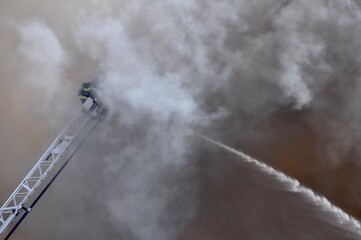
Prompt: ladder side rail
<box><xmin>16</xmin><ymin>111</ymin><xmax>90</xmax><ymax>207</ymax></box>
<box><xmin>0</xmin><ymin>109</ymin><xmax>91</xmax><ymax>235</ymax></box>
<box><xmin>0</xmin><ymin>109</ymin><xmax>88</xmax><ymax>210</ymax></box>
<box><xmin>0</xmin><ymin>109</ymin><xmax>90</xmax><ymax>233</ymax></box>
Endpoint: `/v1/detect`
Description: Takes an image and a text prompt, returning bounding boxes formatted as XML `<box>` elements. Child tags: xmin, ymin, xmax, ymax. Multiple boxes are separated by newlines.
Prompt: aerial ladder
<box><xmin>0</xmin><ymin>97</ymin><xmax>106</xmax><ymax>239</ymax></box>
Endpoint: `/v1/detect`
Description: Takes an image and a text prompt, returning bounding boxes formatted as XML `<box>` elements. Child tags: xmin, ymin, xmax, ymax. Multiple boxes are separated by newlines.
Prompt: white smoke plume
<box><xmin>75</xmin><ymin>18</ymin><xmax>199</xmax><ymax>125</ymax></box>
<box><xmin>17</xmin><ymin>21</ymin><xmax>68</xmax><ymax>108</ymax></box>
<box><xmin>72</xmin><ymin>16</ymin><xmax>203</xmax><ymax>239</ymax></box>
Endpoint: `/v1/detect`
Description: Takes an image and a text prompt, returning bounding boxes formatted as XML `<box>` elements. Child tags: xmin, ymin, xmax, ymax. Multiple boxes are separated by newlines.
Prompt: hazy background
<box><xmin>1</xmin><ymin>0</ymin><xmax>361</xmax><ymax>239</ymax></box>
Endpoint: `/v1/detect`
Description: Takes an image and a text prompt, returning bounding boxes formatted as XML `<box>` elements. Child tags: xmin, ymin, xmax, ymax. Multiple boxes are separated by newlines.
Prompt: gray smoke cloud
<box><xmin>72</xmin><ymin>16</ymin><xmax>202</xmax><ymax>239</ymax></box>
<box><xmin>2</xmin><ymin>0</ymin><xmax>361</xmax><ymax>239</ymax></box>
<box><xmin>16</xmin><ymin>20</ymin><xmax>74</xmax><ymax>126</ymax></box>
<box><xmin>75</xmin><ymin>18</ymin><xmax>199</xmax><ymax>125</ymax></box>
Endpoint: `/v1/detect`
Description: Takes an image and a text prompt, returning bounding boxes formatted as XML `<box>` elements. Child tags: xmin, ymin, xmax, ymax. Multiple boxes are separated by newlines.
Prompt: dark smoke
<box><xmin>1</xmin><ymin>0</ymin><xmax>361</xmax><ymax>239</ymax></box>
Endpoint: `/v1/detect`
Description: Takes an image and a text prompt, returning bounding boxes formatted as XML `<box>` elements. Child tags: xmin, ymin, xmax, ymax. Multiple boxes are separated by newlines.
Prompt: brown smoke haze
<box><xmin>1</xmin><ymin>0</ymin><xmax>361</xmax><ymax>239</ymax></box>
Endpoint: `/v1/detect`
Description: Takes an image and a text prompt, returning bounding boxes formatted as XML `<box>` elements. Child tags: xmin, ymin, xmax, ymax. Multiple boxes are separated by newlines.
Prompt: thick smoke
<box><xmin>75</xmin><ymin>18</ymin><xmax>199</xmax><ymax>125</ymax></box>
<box><xmin>72</xmin><ymin>17</ymin><xmax>201</xmax><ymax>239</ymax></box>
<box><xmin>16</xmin><ymin>20</ymin><xmax>75</xmax><ymax>125</ymax></box>
<box><xmin>1</xmin><ymin>0</ymin><xmax>361</xmax><ymax>239</ymax></box>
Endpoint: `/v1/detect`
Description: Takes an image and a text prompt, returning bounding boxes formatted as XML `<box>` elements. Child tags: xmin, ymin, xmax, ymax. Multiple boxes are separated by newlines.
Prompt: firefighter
<box><xmin>78</xmin><ymin>82</ymin><xmax>96</xmax><ymax>104</ymax></box>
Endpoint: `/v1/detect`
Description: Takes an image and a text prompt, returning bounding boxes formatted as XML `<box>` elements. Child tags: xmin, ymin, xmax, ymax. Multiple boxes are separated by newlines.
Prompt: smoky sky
<box><xmin>1</xmin><ymin>0</ymin><xmax>361</xmax><ymax>239</ymax></box>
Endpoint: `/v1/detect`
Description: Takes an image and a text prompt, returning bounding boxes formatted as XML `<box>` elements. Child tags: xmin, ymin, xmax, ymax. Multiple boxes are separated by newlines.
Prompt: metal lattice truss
<box><xmin>0</xmin><ymin>109</ymin><xmax>92</xmax><ymax>235</ymax></box>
